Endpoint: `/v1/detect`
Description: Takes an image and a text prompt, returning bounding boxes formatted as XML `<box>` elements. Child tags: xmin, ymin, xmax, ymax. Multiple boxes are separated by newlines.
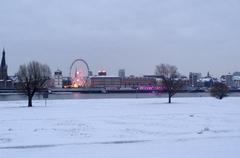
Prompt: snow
<box><xmin>198</xmin><ymin>77</ymin><xmax>212</xmax><ymax>82</ymax></box>
<box><xmin>0</xmin><ymin>97</ymin><xmax>240</xmax><ymax>158</ymax></box>
<box><xmin>233</xmin><ymin>76</ymin><xmax>240</xmax><ymax>81</ymax></box>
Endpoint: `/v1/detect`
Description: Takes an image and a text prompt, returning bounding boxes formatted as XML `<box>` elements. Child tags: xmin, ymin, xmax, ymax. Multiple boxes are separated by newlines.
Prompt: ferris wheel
<box><xmin>69</xmin><ymin>59</ymin><xmax>90</xmax><ymax>88</ymax></box>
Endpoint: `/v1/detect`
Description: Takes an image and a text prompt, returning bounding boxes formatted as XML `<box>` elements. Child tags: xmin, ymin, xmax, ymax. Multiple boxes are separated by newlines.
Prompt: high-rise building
<box><xmin>118</xmin><ymin>69</ymin><xmax>125</xmax><ymax>78</ymax></box>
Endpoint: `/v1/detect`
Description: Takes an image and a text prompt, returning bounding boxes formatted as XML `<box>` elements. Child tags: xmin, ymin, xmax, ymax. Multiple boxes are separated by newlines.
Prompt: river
<box><xmin>0</xmin><ymin>92</ymin><xmax>240</xmax><ymax>101</ymax></box>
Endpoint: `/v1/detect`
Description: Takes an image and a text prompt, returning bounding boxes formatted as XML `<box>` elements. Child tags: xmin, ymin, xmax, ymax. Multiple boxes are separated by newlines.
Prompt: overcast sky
<box><xmin>0</xmin><ymin>0</ymin><xmax>240</xmax><ymax>77</ymax></box>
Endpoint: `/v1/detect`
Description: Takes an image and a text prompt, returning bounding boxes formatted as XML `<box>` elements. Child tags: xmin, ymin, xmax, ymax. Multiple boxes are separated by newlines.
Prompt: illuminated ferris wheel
<box><xmin>70</xmin><ymin>59</ymin><xmax>90</xmax><ymax>88</ymax></box>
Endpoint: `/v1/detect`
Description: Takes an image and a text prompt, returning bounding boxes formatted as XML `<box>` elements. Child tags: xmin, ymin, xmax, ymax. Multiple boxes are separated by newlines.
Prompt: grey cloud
<box><xmin>0</xmin><ymin>0</ymin><xmax>240</xmax><ymax>77</ymax></box>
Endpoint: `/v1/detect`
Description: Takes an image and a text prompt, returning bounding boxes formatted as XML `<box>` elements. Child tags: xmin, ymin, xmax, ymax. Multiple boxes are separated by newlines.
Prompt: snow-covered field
<box><xmin>0</xmin><ymin>97</ymin><xmax>240</xmax><ymax>158</ymax></box>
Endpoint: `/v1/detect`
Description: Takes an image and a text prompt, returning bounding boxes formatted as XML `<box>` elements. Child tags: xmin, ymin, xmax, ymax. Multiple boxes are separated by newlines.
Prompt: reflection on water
<box><xmin>0</xmin><ymin>92</ymin><xmax>239</xmax><ymax>101</ymax></box>
<box><xmin>72</xmin><ymin>93</ymin><xmax>82</xmax><ymax>99</ymax></box>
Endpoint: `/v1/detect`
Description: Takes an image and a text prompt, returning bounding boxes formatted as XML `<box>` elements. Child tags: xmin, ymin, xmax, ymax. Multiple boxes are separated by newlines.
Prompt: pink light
<box><xmin>138</xmin><ymin>86</ymin><xmax>164</xmax><ymax>91</ymax></box>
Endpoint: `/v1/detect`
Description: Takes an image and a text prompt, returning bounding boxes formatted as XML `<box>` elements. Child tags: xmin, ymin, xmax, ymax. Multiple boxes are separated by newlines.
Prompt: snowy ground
<box><xmin>0</xmin><ymin>97</ymin><xmax>240</xmax><ymax>158</ymax></box>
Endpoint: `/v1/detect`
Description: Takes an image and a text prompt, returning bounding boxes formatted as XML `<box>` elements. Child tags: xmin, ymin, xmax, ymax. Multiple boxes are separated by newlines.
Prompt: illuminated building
<box><xmin>72</xmin><ymin>69</ymin><xmax>87</xmax><ymax>88</ymax></box>
<box><xmin>62</xmin><ymin>77</ymin><xmax>72</xmax><ymax>88</ymax></box>
<box><xmin>70</xmin><ymin>59</ymin><xmax>90</xmax><ymax>88</ymax></box>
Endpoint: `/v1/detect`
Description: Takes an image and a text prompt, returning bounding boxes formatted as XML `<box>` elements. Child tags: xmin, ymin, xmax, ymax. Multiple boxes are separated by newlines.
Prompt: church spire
<box><xmin>1</xmin><ymin>48</ymin><xmax>6</xmax><ymax>67</ymax></box>
<box><xmin>0</xmin><ymin>48</ymin><xmax>8</xmax><ymax>80</ymax></box>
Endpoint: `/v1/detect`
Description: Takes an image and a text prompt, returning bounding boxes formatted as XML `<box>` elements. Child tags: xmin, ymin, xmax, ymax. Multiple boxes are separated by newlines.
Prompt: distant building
<box><xmin>88</xmin><ymin>71</ymin><xmax>93</xmax><ymax>77</ymax></box>
<box><xmin>90</xmin><ymin>76</ymin><xmax>121</xmax><ymax>89</ymax></box>
<box><xmin>0</xmin><ymin>49</ymin><xmax>12</xmax><ymax>89</ymax></box>
<box><xmin>118</xmin><ymin>69</ymin><xmax>125</xmax><ymax>78</ymax></box>
<box><xmin>196</xmin><ymin>72</ymin><xmax>215</xmax><ymax>88</ymax></box>
<box><xmin>62</xmin><ymin>77</ymin><xmax>72</xmax><ymax>88</ymax></box>
<box><xmin>198</xmin><ymin>77</ymin><xmax>214</xmax><ymax>88</ymax></box>
<box><xmin>226</xmin><ymin>73</ymin><xmax>233</xmax><ymax>87</ymax></box>
<box><xmin>54</xmin><ymin>69</ymin><xmax>63</xmax><ymax>88</ymax></box>
<box><xmin>232</xmin><ymin>72</ymin><xmax>240</xmax><ymax>89</ymax></box>
<box><xmin>98</xmin><ymin>70</ymin><xmax>107</xmax><ymax>76</ymax></box>
<box><xmin>189</xmin><ymin>72</ymin><xmax>201</xmax><ymax>87</ymax></box>
<box><xmin>221</xmin><ymin>73</ymin><xmax>233</xmax><ymax>88</ymax></box>
<box><xmin>179</xmin><ymin>76</ymin><xmax>190</xmax><ymax>89</ymax></box>
<box><xmin>90</xmin><ymin>75</ymin><xmax>157</xmax><ymax>89</ymax></box>
<box><xmin>0</xmin><ymin>49</ymin><xmax>8</xmax><ymax>80</ymax></box>
<box><xmin>233</xmin><ymin>76</ymin><xmax>240</xmax><ymax>88</ymax></box>
<box><xmin>121</xmin><ymin>76</ymin><xmax>156</xmax><ymax>88</ymax></box>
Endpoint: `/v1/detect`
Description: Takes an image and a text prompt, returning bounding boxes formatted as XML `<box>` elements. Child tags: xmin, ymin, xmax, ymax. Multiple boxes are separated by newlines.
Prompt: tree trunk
<box><xmin>168</xmin><ymin>93</ymin><xmax>171</xmax><ymax>103</ymax></box>
<box><xmin>219</xmin><ymin>95</ymin><xmax>223</xmax><ymax>100</ymax></box>
<box><xmin>28</xmin><ymin>95</ymin><xmax>33</xmax><ymax>107</ymax></box>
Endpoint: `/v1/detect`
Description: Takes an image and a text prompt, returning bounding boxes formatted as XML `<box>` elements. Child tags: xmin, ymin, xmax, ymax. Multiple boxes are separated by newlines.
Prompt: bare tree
<box><xmin>155</xmin><ymin>64</ymin><xmax>183</xmax><ymax>103</ymax></box>
<box><xmin>16</xmin><ymin>61</ymin><xmax>51</xmax><ymax>107</ymax></box>
<box><xmin>210</xmin><ymin>82</ymin><xmax>229</xmax><ymax>99</ymax></box>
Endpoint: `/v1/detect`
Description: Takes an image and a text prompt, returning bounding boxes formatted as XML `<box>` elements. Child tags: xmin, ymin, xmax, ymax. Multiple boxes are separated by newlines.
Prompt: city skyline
<box><xmin>1</xmin><ymin>0</ymin><xmax>240</xmax><ymax>77</ymax></box>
